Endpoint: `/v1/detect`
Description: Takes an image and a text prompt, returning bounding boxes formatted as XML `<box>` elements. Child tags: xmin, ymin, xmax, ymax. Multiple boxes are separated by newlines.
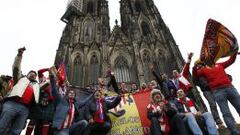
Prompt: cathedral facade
<box><xmin>55</xmin><ymin>0</ymin><xmax>185</xmax><ymax>88</ymax></box>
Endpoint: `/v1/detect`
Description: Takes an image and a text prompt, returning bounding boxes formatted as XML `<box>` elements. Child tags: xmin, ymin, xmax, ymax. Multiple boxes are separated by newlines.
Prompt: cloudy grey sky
<box><xmin>0</xmin><ymin>0</ymin><xmax>240</xmax><ymax>128</ymax></box>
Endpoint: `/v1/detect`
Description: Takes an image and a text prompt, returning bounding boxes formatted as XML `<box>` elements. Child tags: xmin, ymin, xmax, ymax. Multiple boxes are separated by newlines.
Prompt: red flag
<box><xmin>200</xmin><ymin>19</ymin><xmax>238</xmax><ymax>66</ymax></box>
<box><xmin>58</xmin><ymin>63</ymin><xmax>66</xmax><ymax>86</ymax></box>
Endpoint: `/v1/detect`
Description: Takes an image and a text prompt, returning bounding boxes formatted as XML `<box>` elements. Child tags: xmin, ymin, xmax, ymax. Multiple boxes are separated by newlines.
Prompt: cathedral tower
<box><xmin>55</xmin><ymin>0</ymin><xmax>205</xmax><ymax>110</ymax></box>
<box><xmin>55</xmin><ymin>0</ymin><xmax>111</xmax><ymax>87</ymax></box>
<box><xmin>55</xmin><ymin>0</ymin><xmax>186</xmax><ymax>86</ymax></box>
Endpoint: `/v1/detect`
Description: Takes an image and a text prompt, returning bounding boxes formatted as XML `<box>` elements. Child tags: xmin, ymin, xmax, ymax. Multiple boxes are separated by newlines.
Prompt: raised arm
<box><xmin>12</xmin><ymin>47</ymin><xmax>25</xmax><ymax>84</ymax></box>
<box><xmin>147</xmin><ymin>104</ymin><xmax>161</xmax><ymax>119</ymax></box>
<box><xmin>38</xmin><ymin>68</ymin><xmax>49</xmax><ymax>78</ymax></box>
<box><xmin>181</xmin><ymin>52</ymin><xmax>193</xmax><ymax>78</ymax></box>
<box><xmin>106</xmin><ymin>95</ymin><xmax>121</xmax><ymax>110</ymax></box>
<box><xmin>150</xmin><ymin>64</ymin><xmax>163</xmax><ymax>88</ymax></box>
<box><xmin>49</xmin><ymin>66</ymin><xmax>61</xmax><ymax>102</ymax></box>
<box><xmin>218</xmin><ymin>53</ymin><xmax>237</xmax><ymax>68</ymax></box>
<box><xmin>106</xmin><ymin>69</ymin><xmax>121</xmax><ymax>94</ymax></box>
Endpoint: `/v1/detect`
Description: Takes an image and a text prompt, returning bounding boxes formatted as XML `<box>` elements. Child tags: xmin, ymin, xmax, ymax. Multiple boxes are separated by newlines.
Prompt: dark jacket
<box><xmin>84</xmin><ymin>96</ymin><xmax>121</xmax><ymax>123</ymax></box>
<box><xmin>28</xmin><ymin>75</ymin><xmax>56</xmax><ymax>121</ymax></box>
<box><xmin>174</xmin><ymin>98</ymin><xmax>200</xmax><ymax>114</ymax></box>
<box><xmin>51</xmin><ymin>75</ymin><xmax>81</xmax><ymax>129</ymax></box>
<box><xmin>192</xmin><ymin>76</ymin><xmax>210</xmax><ymax>92</ymax></box>
<box><xmin>151</xmin><ymin>70</ymin><xmax>171</xmax><ymax>99</ymax></box>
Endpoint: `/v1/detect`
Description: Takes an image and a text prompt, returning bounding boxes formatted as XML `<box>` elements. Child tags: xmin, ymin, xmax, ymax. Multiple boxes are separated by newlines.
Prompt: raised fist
<box><xmin>106</xmin><ymin>68</ymin><xmax>112</xmax><ymax>77</ymax></box>
<box><xmin>149</xmin><ymin>64</ymin><xmax>154</xmax><ymax>70</ymax></box>
<box><xmin>49</xmin><ymin>66</ymin><xmax>57</xmax><ymax>75</ymax></box>
<box><xmin>18</xmin><ymin>47</ymin><xmax>26</xmax><ymax>55</ymax></box>
<box><xmin>188</xmin><ymin>52</ymin><xmax>193</xmax><ymax>59</ymax></box>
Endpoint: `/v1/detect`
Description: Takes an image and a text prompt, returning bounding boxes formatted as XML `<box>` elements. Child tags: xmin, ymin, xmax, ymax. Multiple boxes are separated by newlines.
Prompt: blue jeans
<box><xmin>213</xmin><ymin>87</ymin><xmax>240</xmax><ymax>135</ymax></box>
<box><xmin>70</xmin><ymin>120</ymin><xmax>88</xmax><ymax>135</ymax></box>
<box><xmin>183</xmin><ymin>113</ymin><xmax>203</xmax><ymax>135</ymax></box>
<box><xmin>203</xmin><ymin>91</ymin><xmax>223</xmax><ymax>124</ymax></box>
<box><xmin>202</xmin><ymin>112</ymin><xmax>219</xmax><ymax>135</ymax></box>
<box><xmin>55</xmin><ymin>128</ymin><xmax>69</xmax><ymax>135</ymax></box>
<box><xmin>55</xmin><ymin>120</ymin><xmax>88</xmax><ymax>135</ymax></box>
<box><xmin>0</xmin><ymin>101</ymin><xmax>29</xmax><ymax>135</ymax></box>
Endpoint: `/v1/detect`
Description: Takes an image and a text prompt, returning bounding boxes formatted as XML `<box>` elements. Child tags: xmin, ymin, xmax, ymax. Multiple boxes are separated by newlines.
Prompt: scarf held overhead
<box><xmin>200</xmin><ymin>19</ymin><xmax>238</xmax><ymax>66</ymax></box>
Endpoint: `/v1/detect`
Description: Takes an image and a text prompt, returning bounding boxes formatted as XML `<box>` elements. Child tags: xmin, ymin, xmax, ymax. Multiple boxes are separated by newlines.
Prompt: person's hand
<box><xmin>188</xmin><ymin>52</ymin><xmax>193</xmax><ymax>60</ymax></box>
<box><xmin>149</xmin><ymin>64</ymin><xmax>154</xmax><ymax>71</ymax></box>
<box><xmin>18</xmin><ymin>47</ymin><xmax>26</xmax><ymax>56</ymax></box>
<box><xmin>106</xmin><ymin>68</ymin><xmax>112</xmax><ymax>77</ymax></box>
<box><xmin>49</xmin><ymin>66</ymin><xmax>57</xmax><ymax>75</ymax></box>
<box><xmin>195</xmin><ymin>111</ymin><xmax>202</xmax><ymax>116</ymax></box>
<box><xmin>89</xmin><ymin>118</ymin><xmax>94</xmax><ymax>124</ymax></box>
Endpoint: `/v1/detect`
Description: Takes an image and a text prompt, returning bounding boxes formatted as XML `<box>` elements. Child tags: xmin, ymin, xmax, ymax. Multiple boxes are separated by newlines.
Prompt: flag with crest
<box><xmin>200</xmin><ymin>19</ymin><xmax>238</xmax><ymax>66</ymax></box>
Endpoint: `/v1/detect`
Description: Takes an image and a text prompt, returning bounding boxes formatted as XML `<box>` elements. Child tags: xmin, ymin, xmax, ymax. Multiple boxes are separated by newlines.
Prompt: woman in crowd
<box><xmin>147</xmin><ymin>89</ymin><xmax>190</xmax><ymax>135</ymax></box>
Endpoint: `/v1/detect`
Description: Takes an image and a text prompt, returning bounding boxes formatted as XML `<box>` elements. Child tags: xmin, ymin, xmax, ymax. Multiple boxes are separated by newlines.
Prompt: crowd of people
<box><xmin>0</xmin><ymin>47</ymin><xmax>240</xmax><ymax>135</ymax></box>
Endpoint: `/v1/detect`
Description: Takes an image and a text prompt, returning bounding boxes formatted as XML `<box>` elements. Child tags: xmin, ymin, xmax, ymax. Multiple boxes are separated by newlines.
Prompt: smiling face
<box><xmin>131</xmin><ymin>83</ymin><xmax>137</xmax><ymax>90</ymax></box>
<box><xmin>172</xmin><ymin>70</ymin><xmax>179</xmax><ymax>78</ymax></box>
<box><xmin>67</xmin><ymin>90</ymin><xmax>76</xmax><ymax>99</ymax></box>
<box><xmin>150</xmin><ymin>80</ymin><xmax>157</xmax><ymax>88</ymax></box>
<box><xmin>177</xmin><ymin>89</ymin><xmax>185</xmax><ymax>99</ymax></box>
<box><xmin>161</xmin><ymin>73</ymin><xmax>167</xmax><ymax>80</ymax></box>
<box><xmin>98</xmin><ymin>78</ymin><xmax>105</xmax><ymax>86</ymax></box>
<box><xmin>27</xmin><ymin>71</ymin><xmax>37</xmax><ymax>81</ymax></box>
<box><xmin>94</xmin><ymin>90</ymin><xmax>103</xmax><ymax>100</ymax></box>
<box><xmin>153</xmin><ymin>93</ymin><xmax>162</xmax><ymax>103</ymax></box>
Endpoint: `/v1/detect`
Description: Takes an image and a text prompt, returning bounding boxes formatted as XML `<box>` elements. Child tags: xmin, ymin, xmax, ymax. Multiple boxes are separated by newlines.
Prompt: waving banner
<box><xmin>200</xmin><ymin>19</ymin><xmax>238</xmax><ymax>66</ymax></box>
<box><xmin>108</xmin><ymin>90</ymin><xmax>151</xmax><ymax>135</ymax></box>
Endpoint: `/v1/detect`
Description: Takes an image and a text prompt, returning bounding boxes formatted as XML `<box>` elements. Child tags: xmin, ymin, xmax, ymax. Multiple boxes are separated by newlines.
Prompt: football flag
<box><xmin>109</xmin><ymin>90</ymin><xmax>151</xmax><ymax>135</ymax></box>
<box><xmin>200</xmin><ymin>19</ymin><xmax>238</xmax><ymax>66</ymax></box>
<box><xmin>57</xmin><ymin>62</ymin><xmax>67</xmax><ymax>86</ymax></box>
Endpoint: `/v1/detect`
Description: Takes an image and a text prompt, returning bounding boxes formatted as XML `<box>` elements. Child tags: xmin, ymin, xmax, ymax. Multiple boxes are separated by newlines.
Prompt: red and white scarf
<box><xmin>147</xmin><ymin>102</ymin><xmax>170</xmax><ymax>135</ymax></box>
<box><xmin>94</xmin><ymin>98</ymin><xmax>104</xmax><ymax>123</ymax></box>
<box><xmin>177</xmin><ymin>97</ymin><xmax>197</xmax><ymax>114</ymax></box>
<box><xmin>61</xmin><ymin>99</ymin><xmax>75</xmax><ymax>129</ymax></box>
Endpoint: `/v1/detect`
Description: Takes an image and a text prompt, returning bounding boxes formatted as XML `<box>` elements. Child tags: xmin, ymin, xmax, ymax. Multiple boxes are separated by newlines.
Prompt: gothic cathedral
<box><xmin>55</xmin><ymin>0</ymin><xmax>185</xmax><ymax>88</ymax></box>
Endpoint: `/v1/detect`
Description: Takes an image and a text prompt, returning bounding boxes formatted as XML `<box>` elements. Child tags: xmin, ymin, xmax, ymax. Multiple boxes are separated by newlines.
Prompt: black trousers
<box><xmin>89</xmin><ymin>121</ymin><xmax>111</xmax><ymax>135</ymax></box>
<box><xmin>169</xmin><ymin>114</ymin><xmax>190</xmax><ymax>135</ymax></box>
<box><xmin>150</xmin><ymin>114</ymin><xmax>190</xmax><ymax>135</ymax></box>
<box><xmin>150</xmin><ymin>117</ymin><xmax>162</xmax><ymax>135</ymax></box>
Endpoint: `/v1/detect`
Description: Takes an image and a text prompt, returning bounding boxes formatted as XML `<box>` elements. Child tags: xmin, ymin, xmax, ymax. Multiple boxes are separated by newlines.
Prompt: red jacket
<box><xmin>197</xmin><ymin>54</ymin><xmax>237</xmax><ymax>90</ymax></box>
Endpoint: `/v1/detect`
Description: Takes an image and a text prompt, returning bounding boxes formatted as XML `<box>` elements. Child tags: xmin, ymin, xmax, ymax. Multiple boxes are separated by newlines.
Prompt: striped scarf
<box><xmin>147</xmin><ymin>102</ymin><xmax>170</xmax><ymax>135</ymax></box>
<box><xmin>177</xmin><ymin>97</ymin><xmax>197</xmax><ymax>114</ymax></box>
<box><xmin>61</xmin><ymin>99</ymin><xmax>75</xmax><ymax>129</ymax></box>
<box><xmin>94</xmin><ymin>98</ymin><xmax>104</xmax><ymax>123</ymax></box>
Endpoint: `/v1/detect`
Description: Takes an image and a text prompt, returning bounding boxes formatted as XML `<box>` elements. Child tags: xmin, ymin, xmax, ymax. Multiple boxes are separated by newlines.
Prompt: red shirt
<box><xmin>197</xmin><ymin>54</ymin><xmax>237</xmax><ymax>90</ymax></box>
<box><xmin>19</xmin><ymin>85</ymin><xmax>34</xmax><ymax>105</ymax></box>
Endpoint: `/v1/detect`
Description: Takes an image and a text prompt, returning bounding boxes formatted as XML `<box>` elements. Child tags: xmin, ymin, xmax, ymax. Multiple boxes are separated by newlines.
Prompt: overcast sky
<box><xmin>0</xmin><ymin>0</ymin><xmax>240</xmax><ymax>127</ymax></box>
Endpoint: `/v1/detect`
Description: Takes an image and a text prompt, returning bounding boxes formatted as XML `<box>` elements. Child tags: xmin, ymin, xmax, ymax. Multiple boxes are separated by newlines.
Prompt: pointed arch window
<box><xmin>89</xmin><ymin>53</ymin><xmax>100</xmax><ymax>85</ymax></box>
<box><xmin>141</xmin><ymin>21</ymin><xmax>151</xmax><ymax>37</ymax></box>
<box><xmin>87</xmin><ymin>1</ymin><xmax>94</xmax><ymax>14</ymax></box>
<box><xmin>114</xmin><ymin>56</ymin><xmax>130</xmax><ymax>83</ymax></box>
<box><xmin>73</xmin><ymin>55</ymin><xmax>83</xmax><ymax>87</ymax></box>
<box><xmin>157</xmin><ymin>51</ymin><xmax>166</xmax><ymax>74</ymax></box>
<box><xmin>83</xmin><ymin>20</ymin><xmax>94</xmax><ymax>43</ymax></box>
<box><xmin>142</xmin><ymin>51</ymin><xmax>151</xmax><ymax>83</ymax></box>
